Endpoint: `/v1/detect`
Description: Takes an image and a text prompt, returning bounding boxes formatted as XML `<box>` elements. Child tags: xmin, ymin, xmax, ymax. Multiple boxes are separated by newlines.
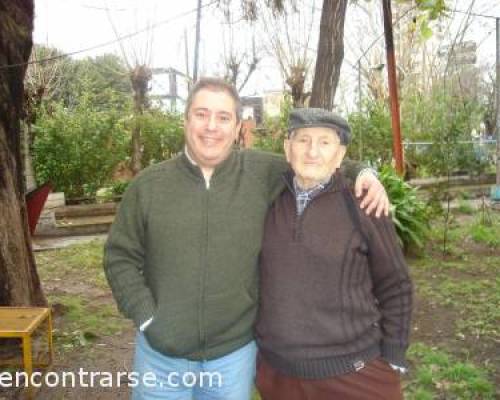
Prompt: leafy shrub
<box><xmin>348</xmin><ymin>87</ymin><xmax>490</xmax><ymax>177</ymax></box>
<box><xmin>33</xmin><ymin>97</ymin><xmax>128</xmax><ymax>198</ymax></box>
<box><xmin>33</xmin><ymin>95</ymin><xmax>186</xmax><ymax>198</ymax></box>
<box><xmin>348</xmin><ymin>100</ymin><xmax>393</xmax><ymax>168</ymax></box>
<box><xmin>402</xmin><ymin>88</ymin><xmax>487</xmax><ymax>177</ymax></box>
<box><xmin>139</xmin><ymin>109</ymin><xmax>184</xmax><ymax>165</ymax></box>
<box><xmin>253</xmin><ymin>95</ymin><xmax>291</xmax><ymax>154</ymax></box>
<box><xmin>110</xmin><ymin>180</ymin><xmax>130</xmax><ymax>196</ymax></box>
<box><xmin>380</xmin><ymin>166</ymin><xmax>430</xmax><ymax>250</ymax></box>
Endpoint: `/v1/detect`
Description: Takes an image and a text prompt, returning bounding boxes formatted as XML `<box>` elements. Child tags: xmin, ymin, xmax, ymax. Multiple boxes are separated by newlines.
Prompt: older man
<box><xmin>255</xmin><ymin>108</ymin><xmax>413</xmax><ymax>400</ymax></box>
<box><xmin>104</xmin><ymin>79</ymin><xmax>388</xmax><ymax>400</ymax></box>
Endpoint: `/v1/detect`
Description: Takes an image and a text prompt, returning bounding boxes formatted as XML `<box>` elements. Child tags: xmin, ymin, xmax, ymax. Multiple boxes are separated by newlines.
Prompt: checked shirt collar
<box><xmin>293</xmin><ymin>177</ymin><xmax>331</xmax><ymax>216</ymax></box>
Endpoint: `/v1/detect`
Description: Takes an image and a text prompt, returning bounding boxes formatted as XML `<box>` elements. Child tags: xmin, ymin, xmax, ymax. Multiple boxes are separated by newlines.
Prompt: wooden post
<box><xmin>382</xmin><ymin>0</ymin><xmax>404</xmax><ymax>175</ymax></box>
<box><xmin>240</xmin><ymin>119</ymin><xmax>256</xmax><ymax>149</ymax></box>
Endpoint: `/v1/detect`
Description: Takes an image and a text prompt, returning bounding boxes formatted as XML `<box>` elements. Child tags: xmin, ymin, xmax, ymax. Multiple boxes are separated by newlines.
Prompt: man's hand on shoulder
<box><xmin>354</xmin><ymin>169</ymin><xmax>389</xmax><ymax>218</ymax></box>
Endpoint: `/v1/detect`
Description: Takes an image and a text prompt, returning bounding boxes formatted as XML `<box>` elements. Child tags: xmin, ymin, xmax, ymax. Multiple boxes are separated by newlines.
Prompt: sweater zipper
<box><xmin>199</xmin><ymin>183</ymin><xmax>209</xmax><ymax>359</ymax></box>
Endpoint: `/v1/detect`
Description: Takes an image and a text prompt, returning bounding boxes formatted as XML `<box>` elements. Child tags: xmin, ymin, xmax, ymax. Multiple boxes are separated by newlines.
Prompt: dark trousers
<box><xmin>256</xmin><ymin>354</ymin><xmax>403</xmax><ymax>400</ymax></box>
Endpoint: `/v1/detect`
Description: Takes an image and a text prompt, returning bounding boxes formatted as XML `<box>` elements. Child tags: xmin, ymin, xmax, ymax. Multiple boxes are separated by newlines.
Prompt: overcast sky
<box><xmin>33</xmin><ymin>0</ymin><xmax>500</xmax><ymax>106</ymax></box>
<box><xmin>33</xmin><ymin>0</ymin><xmax>284</xmax><ymax>96</ymax></box>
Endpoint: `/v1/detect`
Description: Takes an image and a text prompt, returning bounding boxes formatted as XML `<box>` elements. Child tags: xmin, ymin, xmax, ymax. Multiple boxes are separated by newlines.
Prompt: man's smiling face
<box><xmin>184</xmin><ymin>88</ymin><xmax>241</xmax><ymax>170</ymax></box>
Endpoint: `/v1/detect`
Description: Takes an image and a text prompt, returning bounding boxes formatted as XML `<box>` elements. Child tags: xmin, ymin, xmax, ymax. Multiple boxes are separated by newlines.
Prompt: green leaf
<box><xmin>420</xmin><ymin>20</ymin><xmax>433</xmax><ymax>40</ymax></box>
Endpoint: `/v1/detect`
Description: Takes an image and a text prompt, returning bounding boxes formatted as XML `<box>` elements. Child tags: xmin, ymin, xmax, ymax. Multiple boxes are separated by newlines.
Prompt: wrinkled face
<box><xmin>184</xmin><ymin>89</ymin><xmax>241</xmax><ymax>170</ymax></box>
<box><xmin>284</xmin><ymin>127</ymin><xmax>347</xmax><ymax>189</ymax></box>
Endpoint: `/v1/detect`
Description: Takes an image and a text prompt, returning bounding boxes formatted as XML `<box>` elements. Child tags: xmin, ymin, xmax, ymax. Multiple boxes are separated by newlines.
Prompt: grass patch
<box><xmin>48</xmin><ymin>293</ymin><xmax>124</xmax><ymax>349</ymax></box>
<box><xmin>36</xmin><ymin>240</ymin><xmax>107</xmax><ymax>288</ymax></box>
<box><xmin>411</xmin><ymin>255</ymin><xmax>500</xmax><ymax>341</ymax></box>
<box><xmin>48</xmin><ymin>294</ymin><xmax>125</xmax><ymax>351</ymax></box>
<box><xmin>409</xmin><ymin>210</ymin><xmax>499</xmax><ymax>392</ymax></box>
<box><xmin>34</xmin><ymin>241</ymin><xmax>127</xmax><ymax>353</ymax></box>
<box><xmin>405</xmin><ymin>343</ymin><xmax>495</xmax><ymax>399</ymax></box>
<box><xmin>456</xmin><ymin>199</ymin><xmax>475</xmax><ymax>215</ymax></box>
<box><xmin>427</xmin><ymin>212</ymin><xmax>500</xmax><ymax>256</ymax></box>
<box><xmin>469</xmin><ymin>223</ymin><xmax>500</xmax><ymax>247</ymax></box>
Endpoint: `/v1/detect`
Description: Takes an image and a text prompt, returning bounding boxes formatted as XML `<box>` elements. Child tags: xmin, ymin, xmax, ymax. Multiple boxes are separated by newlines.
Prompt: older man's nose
<box><xmin>307</xmin><ymin>141</ymin><xmax>320</xmax><ymax>158</ymax></box>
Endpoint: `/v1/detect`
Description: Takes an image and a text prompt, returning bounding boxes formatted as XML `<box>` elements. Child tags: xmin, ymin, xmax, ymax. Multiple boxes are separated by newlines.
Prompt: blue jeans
<box><xmin>131</xmin><ymin>332</ymin><xmax>257</xmax><ymax>400</ymax></box>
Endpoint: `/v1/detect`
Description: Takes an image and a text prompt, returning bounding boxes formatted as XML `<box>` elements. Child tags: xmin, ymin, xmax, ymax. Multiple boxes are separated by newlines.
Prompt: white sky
<box><xmin>33</xmin><ymin>0</ymin><xmax>500</xmax><ymax>104</ymax></box>
<box><xmin>33</xmin><ymin>0</ymin><xmax>284</xmax><ymax>96</ymax></box>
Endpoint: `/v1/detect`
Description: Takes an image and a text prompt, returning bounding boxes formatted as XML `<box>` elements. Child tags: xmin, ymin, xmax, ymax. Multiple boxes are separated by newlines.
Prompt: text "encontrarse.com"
<box><xmin>0</xmin><ymin>369</ymin><xmax>223</xmax><ymax>388</ymax></box>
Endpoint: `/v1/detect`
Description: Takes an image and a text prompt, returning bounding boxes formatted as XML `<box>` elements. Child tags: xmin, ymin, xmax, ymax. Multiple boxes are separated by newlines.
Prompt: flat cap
<box><xmin>288</xmin><ymin>108</ymin><xmax>351</xmax><ymax>145</ymax></box>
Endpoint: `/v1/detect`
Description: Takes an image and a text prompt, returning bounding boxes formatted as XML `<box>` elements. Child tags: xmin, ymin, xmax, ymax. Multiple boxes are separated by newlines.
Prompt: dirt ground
<box><xmin>1</xmin><ymin>213</ymin><xmax>498</xmax><ymax>399</ymax></box>
<box><xmin>0</xmin><ymin>271</ymin><xmax>136</xmax><ymax>400</ymax></box>
<box><xmin>35</xmin><ymin>327</ymin><xmax>136</xmax><ymax>400</ymax></box>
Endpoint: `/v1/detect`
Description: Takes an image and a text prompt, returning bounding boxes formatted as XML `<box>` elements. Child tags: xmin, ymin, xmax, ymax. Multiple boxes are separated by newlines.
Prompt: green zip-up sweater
<box><xmin>104</xmin><ymin>149</ymin><xmax>363</xmax><ymax>361</ymax></box>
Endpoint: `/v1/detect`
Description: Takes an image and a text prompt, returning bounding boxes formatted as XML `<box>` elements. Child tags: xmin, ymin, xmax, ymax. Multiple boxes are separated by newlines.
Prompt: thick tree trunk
<box><xmin>0</xmin><ymin>1</ymin><xmax>46</xmax><ymax>306</ymax></box>
<box><xmin>309</xmin><ymin>0</ymin><xmax>348</xmax><ymax>110</ymax></box>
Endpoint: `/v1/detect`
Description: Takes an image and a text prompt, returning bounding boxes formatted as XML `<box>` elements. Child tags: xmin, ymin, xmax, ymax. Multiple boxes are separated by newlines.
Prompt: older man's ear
<box><xmin>333</xmin><ymin>145</ymin><xmax>347</xmax><ymax>170</ymax></box>
<box><xmin>283</xmin><ymin>139</ymin><xmax>291</xmax><ymax>163</ymax></box>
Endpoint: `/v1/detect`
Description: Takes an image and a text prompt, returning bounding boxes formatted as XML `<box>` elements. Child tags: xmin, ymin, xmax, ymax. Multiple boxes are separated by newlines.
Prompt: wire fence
<box><xmin>404</xmin><ymin>140</ymin><xmax>497</xmax><ymax>165</ymax></box>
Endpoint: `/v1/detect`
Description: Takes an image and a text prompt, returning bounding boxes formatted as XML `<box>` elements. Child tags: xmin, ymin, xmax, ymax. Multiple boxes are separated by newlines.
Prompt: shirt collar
<box><xmin>293</xmin><ymin>177</ymin><xmax>329</xmax><ymax>196</ymax></box>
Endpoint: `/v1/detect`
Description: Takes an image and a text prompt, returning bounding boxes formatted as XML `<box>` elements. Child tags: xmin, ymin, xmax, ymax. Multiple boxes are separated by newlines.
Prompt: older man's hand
<box><xmin>354</xmin><ymin>170</ymin><xmax>390</xmax><ymax>217</ymax></box>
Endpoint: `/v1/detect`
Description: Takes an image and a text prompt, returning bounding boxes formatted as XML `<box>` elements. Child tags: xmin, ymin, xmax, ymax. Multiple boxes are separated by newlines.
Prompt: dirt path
<box><xmin>35</xmin><ymin>327</ymin><xmax>136</xmax><ymax>400</ymax></box>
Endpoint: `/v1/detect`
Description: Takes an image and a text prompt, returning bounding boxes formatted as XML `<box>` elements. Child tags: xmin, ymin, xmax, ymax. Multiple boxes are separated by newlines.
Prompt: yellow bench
<box><xmin>0</xmin><ymin>307</ymin><xmax>53</xmax><ymax>384</ymax></box>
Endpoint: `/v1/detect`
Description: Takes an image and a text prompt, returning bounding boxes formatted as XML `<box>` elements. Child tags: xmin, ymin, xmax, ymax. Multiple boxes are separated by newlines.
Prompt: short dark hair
<box><xmin>184</xmin><ymin>77</ymin><xmax>242</xmax><ymax>122</ymax></box>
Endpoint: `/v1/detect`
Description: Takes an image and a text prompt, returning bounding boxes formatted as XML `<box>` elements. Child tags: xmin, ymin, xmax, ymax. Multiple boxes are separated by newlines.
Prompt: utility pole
<box><xmin>184</xmin><ymin>29</ymin><xmax>191</xmax><ymax>91</ymax></box>
<box><xmin>382</xmin><ymin>0</ymin><xmax>404</xmax><ymax>176</ymax></box>
<box><xmin>493</xmin><ymin>17</ymin><xmax>500</xmax><ymax>202</ymax></box>
<box><xmin>357</xmin><ymin>60</ymin><xmax>362</xmax><ymax>112</ymax></box>
<box><xmin>193</xmin><ymin>0</ymin><xmax>202</xmax><ymax>83</ymax></box>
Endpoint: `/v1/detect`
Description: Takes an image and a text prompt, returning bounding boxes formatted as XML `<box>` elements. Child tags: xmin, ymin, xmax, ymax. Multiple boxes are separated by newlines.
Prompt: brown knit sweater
<box><xmin>255</xmin><ymin>170</ymin><xmax>413</xmax><ymax>379</ymax></box>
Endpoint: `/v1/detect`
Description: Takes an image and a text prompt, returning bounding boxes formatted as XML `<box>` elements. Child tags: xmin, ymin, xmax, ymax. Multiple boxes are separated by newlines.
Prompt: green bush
<box><xmin>110</xmin><ymin>180</ymin><xmax>130</xmax><ymax>196</ymax></box>
<box><xmin>380</xmin><ymin>166</ymin><xmax>430</xmax><ymax>250</ymax></box>
<box><xmin>253</xmin><ymin>95</ymin><xmax>291</xmax><ymax>154</ymax></box>
<box><xmin>139</xmin><ymin>109</ymin><xmax>184</xmax><ymax>165</ymax></box>
<box><xmin>33</xmin><ymin>97</ymin><xmax>128</xmax><ymax>198</ymax></box>
<box><xmin>348</xmin><ymin>86</ymin><xmax>490</xmax><ymax>178</ymax></box>
<box><xmin>33</xmin><ymin>96</ymin><xmax>187</xmax><ymax>198</ymax></box>
<box><xmin>348</xmin><ymin>100</ymin><xmax>393</xmax><ymax>168</ymax></box>
<box><xmin>402</xmin><ymin>88</ymin><xmax>487</xmax><ymax>177</ymax></box>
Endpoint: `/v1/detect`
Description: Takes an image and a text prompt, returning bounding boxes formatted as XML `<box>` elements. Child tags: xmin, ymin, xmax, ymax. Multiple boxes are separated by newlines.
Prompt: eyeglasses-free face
<box><xmin>184</xmin><ymin>89</ymin><xmax>241</xmax><ymax>171</ymax></box>
<box><xmin>284</xmin><ymin>127</ymin><xmax>347</xmax><ymax>190</ymax></box>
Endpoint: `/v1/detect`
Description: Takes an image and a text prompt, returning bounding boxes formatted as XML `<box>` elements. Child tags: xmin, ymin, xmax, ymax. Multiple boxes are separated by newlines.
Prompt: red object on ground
<box><xmin>26</xmin><ymin>183</ymin><xmax>53</xmax><ymax>235</ymax></box>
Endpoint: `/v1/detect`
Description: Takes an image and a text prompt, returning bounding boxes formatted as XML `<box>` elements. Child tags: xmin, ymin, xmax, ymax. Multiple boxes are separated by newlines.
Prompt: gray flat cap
<box><xmin>288</xmin><ymin>108</ymin><xmax>351</xmax><ymax>145</ymax></box>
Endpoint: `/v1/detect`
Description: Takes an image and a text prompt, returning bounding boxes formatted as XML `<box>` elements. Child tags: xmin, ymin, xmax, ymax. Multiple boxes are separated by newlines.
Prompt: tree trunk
<box><xmin>0</xmin><ymin>1</ymin><xmax>46</xmax><ymax>306</ymax></box>
<box><xmin>130</xmin><ymin>65</ymin><xmax>151</xmax><ymax>175</ymax></box>
<box><xmin>286</xmin><ymin>65</ymin><xmax>308</xmax><ymax>108</ymax></box>
<box><xmin>309</xmin><ymin>0</ymin><xmax>348</xmax><ymax>110</ymax></box>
